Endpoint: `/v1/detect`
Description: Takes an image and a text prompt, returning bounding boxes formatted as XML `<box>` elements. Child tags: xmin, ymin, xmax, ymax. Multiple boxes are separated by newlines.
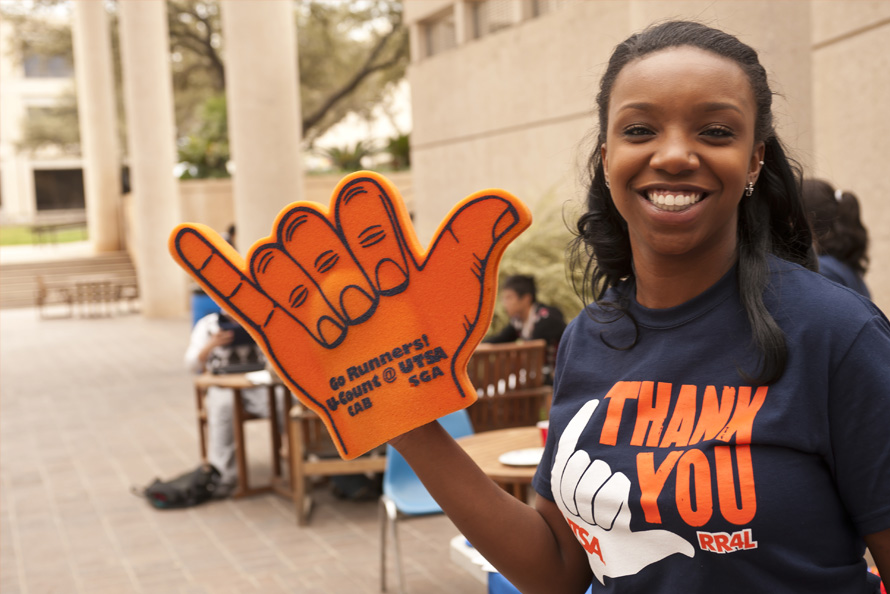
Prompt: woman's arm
<box><xmin>865</xmin><ymin>527</ymin><xmax>890</xmax><ymax>585</ymax></box>
<box><xmin>390</xmin><ymin>420</ymin><xmax>593</xmax><ymax>594</ymax></box>
<box><xmin>483</xmin><ymin>323</ymin><xmax>520</xmax><ymax>344</ymax></box>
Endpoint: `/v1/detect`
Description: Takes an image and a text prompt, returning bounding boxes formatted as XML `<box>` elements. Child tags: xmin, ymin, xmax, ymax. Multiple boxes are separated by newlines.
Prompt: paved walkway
<box><xmin>0</xmin><ymin>307</ymin><xmax>483</xmax><ymax>594</ymax></box>
<box><xmin>0</xmin><ymin>240</ymin><xmax>95</xmax><ymax>265</ymax></box>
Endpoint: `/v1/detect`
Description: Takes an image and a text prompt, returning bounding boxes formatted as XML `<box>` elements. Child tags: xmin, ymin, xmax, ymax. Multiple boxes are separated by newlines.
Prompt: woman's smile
<box><xmin>637</xmin><ymin>185</ymin><xmax>711</xmax><ymax>214</ymax></box>
<box><xmin>644</xmin><ymin>189</ymin><xmax>704</xmax><ymax>212</ymax></box>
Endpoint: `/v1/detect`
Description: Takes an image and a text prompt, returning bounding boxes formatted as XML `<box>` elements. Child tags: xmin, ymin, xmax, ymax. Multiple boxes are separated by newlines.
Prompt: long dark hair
<box><xmin>801</xmin><ymin>178</ymin><xmax>869</xmax><ymax>275</ymax></box>
<box><xmin>569</xmin><ymin>20</ymin><xmax>816</xmax><ymax>385</ymax></box>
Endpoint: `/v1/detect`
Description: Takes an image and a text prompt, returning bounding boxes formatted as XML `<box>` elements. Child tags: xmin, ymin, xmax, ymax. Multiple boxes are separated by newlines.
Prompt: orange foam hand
<box><xmin>169</xmin><ymin>171</ymin><xmax>531</xmax><ymax>459</ymax></box>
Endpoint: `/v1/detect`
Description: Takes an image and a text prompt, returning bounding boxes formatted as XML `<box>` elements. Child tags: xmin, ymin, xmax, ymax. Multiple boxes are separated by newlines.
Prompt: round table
<box><xmin>456</xmin><ymin>426</ymin><xmax>543</xmax><ymax>500</ymax></box>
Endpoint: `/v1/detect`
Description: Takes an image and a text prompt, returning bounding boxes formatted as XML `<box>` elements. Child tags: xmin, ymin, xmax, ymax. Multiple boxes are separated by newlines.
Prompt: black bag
<box><xmin>140</xmin><ymin>465</ymin><xmax>221</xmax><ymax>510</ymax></box>
<box><xmin>330</xmin><ymin>472</ymin><xmax>382</xmax><ymax>501</ymax></box>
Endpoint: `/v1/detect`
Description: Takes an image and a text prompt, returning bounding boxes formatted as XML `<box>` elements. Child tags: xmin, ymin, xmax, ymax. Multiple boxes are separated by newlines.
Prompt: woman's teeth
<box><xmin>646</xmin><ymin>190</ymin><xmax>703</xmax><ymax>212</ymax></box>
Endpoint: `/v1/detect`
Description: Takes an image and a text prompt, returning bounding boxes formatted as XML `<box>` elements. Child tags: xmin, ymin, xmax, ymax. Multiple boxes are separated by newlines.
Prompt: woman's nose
<box><xmin>649</xmin><ymin>133</ymin><xmax>700</xmax><ymax>174</ymax></box>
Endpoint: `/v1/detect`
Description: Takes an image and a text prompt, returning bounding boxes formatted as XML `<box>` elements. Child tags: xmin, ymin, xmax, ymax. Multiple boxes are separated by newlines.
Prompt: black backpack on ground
<box><xmin>139</xmin><ymin>464</ymin><xmax>222</xmax><ymax>510</ymax></box>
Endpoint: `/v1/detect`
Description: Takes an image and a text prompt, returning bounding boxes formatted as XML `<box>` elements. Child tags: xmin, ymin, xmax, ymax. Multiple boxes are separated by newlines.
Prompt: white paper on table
<box><xmin>245</xmin><ymin>370</ymin><xmax>273</xmax><ymax>385</ymax></box>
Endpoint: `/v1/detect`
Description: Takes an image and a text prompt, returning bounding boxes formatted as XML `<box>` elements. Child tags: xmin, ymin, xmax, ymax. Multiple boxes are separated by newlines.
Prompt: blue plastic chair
<box><xmin>379</xmin><ymin>409</ymin><xmax>474</xmax><ymax>593</ymax></box>
<box><xmin>488</xmin><ymin>571</ymin><xmax>593</xmax><ymax>593</ymax></box>
<box><xmin>190</xmin><ymin>289</ymin><xmax>221</xmax><ymax>326</ymax></box>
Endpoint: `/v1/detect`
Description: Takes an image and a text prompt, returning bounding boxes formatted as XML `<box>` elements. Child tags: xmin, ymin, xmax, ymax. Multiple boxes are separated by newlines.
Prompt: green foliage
<box><xmin>1</xmin><ymin>0</ymin><xmax>409</xmax><ymax>160</ymax></box>
<box><xmin>177</xmin><ymin>94</ymin><xmax>230</xmax><ymax>179</ymax></box>
<box><xmin>298</xmin><ymin>0</ymin><xmax>408</xmax><ymax>144</ymax></box>
<box><xmin>384</xmin><ymin>133</ymin><xmax>410</xmax><ymax>170</ymax></box>
<box><xmin>0</xmin><ymin>2</ymin><xmax>74</xmax><ymax>64</ymax></box>
<box><xmin>487</xmin><ymin>193</ymin><xmax>587</xmax><ymax>337</ymax></box>
<box><xmin>18</xmin><ymin>94</ymin><xmax>81</xmax><ymax>154</ymax></box>
<box><xmin>0</xmin><ymin>2</ymin><xmax>81</xmax><ymax>155</ymax></box>
<box><xmin>316</xmin><ymin>141</ymin><xmax>377</xmax><ymax>172</ymax></box>
<box><xmin>167</xmin><ymin>1</ymin><xmax>225</xmax><ymax>137</ymax></box>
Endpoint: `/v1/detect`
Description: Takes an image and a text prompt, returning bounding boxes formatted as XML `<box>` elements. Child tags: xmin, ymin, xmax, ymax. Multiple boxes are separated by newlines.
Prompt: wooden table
<box><xmin>457</xmin><ymin>426</ymin><xmax>543</xmax><ymax>500</ymax></box>
<box><xmin>194</xmin><ymin>372</ymin><xmax>283</xmax><ymax>498</ymax></box>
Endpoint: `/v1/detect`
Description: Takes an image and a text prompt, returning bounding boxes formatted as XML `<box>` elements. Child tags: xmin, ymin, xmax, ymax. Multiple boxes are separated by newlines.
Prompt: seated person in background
<box><xmin>485</xmin><ymin>275</ymin><xmax>566</xmax><ymax>378</ymax></box>
<box><xmin>223</xmin><ymin>223</ymin><xmax>236</xmax><ymax>249</ymax></box>
<box><xmin>185</xmin><ymin>311</ymin><xmax>277</xmax><ymax>497</ymax></box>
<box><xmin>801</xmin><ymin>178</ymin><xmax>871</xmax><ymax>299</ymax></box>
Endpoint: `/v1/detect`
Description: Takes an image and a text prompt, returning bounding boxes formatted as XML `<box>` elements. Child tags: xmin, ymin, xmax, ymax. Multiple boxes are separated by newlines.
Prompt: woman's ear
<box><xmin>601</xmin><ymin>143</ymin><xmax>609</xmax><ymax>186</ymax></box>
<box><xmin>749</xmin><ymin>141</ymin><xmax>766</xmax><ymax>184</ymax></box>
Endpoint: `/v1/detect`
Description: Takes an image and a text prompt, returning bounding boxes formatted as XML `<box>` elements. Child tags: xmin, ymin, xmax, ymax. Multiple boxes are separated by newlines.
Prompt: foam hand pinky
<box><xmin>170</xmin><ymin>171</ymin><xmax>531</xmax><ymax>459</ymax></box>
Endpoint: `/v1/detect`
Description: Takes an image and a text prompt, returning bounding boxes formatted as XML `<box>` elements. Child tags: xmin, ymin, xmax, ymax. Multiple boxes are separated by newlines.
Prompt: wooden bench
<box><xmin>465</xmin><ymin>340</ymin><xmax>552</xmax><ymax>433</ymax></box>
<box><xmin>36</xmin><ymin>273</ymin><xmax>139</xmax><ymax>318</ymax></box>
<box><xmin>30</xmin><ymin>219</ymin><xmax>87</xmax><ymax>245</ymax></box>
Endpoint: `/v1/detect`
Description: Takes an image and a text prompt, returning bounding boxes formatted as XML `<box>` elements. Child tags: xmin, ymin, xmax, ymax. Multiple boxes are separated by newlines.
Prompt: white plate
<box><xmin>498</xmin><ymin>447</ymin><xmax>545</xmax><ymax>467</ymax></box>
<box><xmin>245</xmin><ymin>370</ymin><xmax>273</xmax><ymax>385</ymax></box>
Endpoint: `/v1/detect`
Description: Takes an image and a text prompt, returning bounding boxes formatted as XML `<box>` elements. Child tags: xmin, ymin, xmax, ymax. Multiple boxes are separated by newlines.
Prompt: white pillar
<box><xmin>455</xmin><ymin>1</ymin><xmax>470</xmax><ymax>45</ymax></box>
<box><xmin>220</xmin><ymin>0</ymin><xmax>304</xmax><ymax>247</ymax></box>
<box><xmin>118</xmin><ymin>1</ymin><xmax>188</xmax><ymax>317</ymax></box>
<box><xmin>71</xmin><ymin>1</ymin><xmax>122</xmax><ymax>253</ymax></box>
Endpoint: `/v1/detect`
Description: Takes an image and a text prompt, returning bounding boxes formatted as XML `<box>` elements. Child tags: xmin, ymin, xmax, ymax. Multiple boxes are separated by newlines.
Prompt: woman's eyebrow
<box><xmin>616</xmin><ymin>101</ymin><xmax>744</xmax><ymax>115</ymax></box>
<box><xmin>699</xmin><ymin>101</ymin><xmax>744</xmax><ymax>114</ymax></box>
<box><xmin>617</xmin><ymin>102</ymin><xmax>653</xmax><ymax>113</ymax></box>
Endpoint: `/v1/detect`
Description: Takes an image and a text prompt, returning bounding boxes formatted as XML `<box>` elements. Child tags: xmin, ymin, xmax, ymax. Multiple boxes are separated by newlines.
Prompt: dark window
<box><xmin>34</xmin><ymin>168</ymin><xmax>85</xmax><ymax>211</ymax></box>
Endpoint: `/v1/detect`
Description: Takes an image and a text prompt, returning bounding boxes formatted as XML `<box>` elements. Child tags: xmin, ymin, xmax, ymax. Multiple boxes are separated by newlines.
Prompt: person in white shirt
<box><xmin>185</xmin><ymin>311</ymin><xmax>278</xmax><ymax>496</ymax></box>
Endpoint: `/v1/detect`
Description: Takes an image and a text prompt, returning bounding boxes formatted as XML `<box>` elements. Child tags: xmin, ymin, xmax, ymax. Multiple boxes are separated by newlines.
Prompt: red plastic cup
<box><xmin>537</xmin><ymin>420</ymin><xmax>549</xmax><ymax>445</ymax></box>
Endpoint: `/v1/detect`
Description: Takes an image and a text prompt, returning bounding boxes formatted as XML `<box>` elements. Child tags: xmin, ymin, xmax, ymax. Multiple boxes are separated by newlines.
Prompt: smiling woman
<box><xmin>387</xmin><ymin>20</ymin><xmax>890</xmax><ymax>594</ymax></box>
<box><xmin>575</xmin><ymin>24</ymin><xmax>814</xmax><ymax>386</ymax></box>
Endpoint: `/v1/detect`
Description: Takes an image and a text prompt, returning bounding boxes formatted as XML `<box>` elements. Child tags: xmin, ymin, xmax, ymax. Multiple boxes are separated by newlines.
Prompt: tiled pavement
<box><xmin>0</xmin><ymin>306</ymin><xmax>484</xmax><ymax>594</ymax></box>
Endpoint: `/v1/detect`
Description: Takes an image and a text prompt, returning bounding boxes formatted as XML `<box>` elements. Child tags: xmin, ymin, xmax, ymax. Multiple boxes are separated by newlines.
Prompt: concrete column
<box><xmin>516</xmin><ymin>1</ymin><xmax>533</xmax><ymax>23</ymax></box>
<box><xmin>409</xmin><ymin>21</ymin><xmax>424</xmax><ymax>62</ymax></box>
<box><xmin>455</xmin><ymin>1</ymin><xmax>470</xmax><ymax>45</ymax></box>
<box><xmin>71</xmin><ymin>1</ymin><xmax>122</xmax><ymax>253</ymax></box>
<box><xmin>220</xmin><ymin>0</ymin><xmax>304</xmax><ymax>248</ymax></box>
<box><xmin>118</xmin><ymin>1</ymin><xmax>188</xmax><ymax>317</ymax></box>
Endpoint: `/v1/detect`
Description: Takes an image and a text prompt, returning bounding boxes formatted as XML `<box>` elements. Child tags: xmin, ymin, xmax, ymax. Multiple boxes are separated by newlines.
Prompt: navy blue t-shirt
<box><xmin>533</xmin><ymin>256</ymin><xmax>890</xmax><ymax>593</ymax></box>
<box><xmin>819</xmin><ymin>254</ymin><xmax>871</xmax><ymax>299</ymax></box>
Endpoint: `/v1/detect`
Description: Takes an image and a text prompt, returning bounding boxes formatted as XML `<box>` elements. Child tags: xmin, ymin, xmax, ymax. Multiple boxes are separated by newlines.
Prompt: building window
<box><xmin>472</xmin><ymin>0</ymin><xmax>514</xmax><ymax>39</ymax></box>
<box><xmin>34</xmin><ymin>168</ymin><xmax>85</xmax><ymax>211</ymax></box>
<box><xmin>531</xmin><ymin>0</ymin><xmax>569</xmax><ymax>18</ymax></box>
<box><xmin>23</xmin><ymin>52</ymin><xmax>73</xmax><ymax>78</ymax></box>
<box><xmin>424</xmin><ymin>10</ymin><xmax>456</xmax><ymax>58</ymax></box>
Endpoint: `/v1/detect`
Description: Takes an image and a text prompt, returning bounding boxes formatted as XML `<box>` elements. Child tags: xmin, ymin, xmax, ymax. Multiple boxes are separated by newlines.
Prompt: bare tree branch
<box><xmin>168</xmin><ymin>1</ymin><xmax>225</xmax><ymax>90</ymax></box>
<box><xmin>301</xmin><ymin>21</ymin><xmax>405</xmax><ymax>134</ymax></box>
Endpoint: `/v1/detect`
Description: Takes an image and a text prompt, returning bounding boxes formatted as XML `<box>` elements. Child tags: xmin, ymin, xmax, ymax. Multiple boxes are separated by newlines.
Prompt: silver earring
<box><xmin>604</xmin><ymin>179</ymin><xmax>610</xmax><ymax>190</ymax></box>
<box><xmin>745</xmin><ymin>181</ymin><xmax>755</xmax><ymax>197</ymax></box>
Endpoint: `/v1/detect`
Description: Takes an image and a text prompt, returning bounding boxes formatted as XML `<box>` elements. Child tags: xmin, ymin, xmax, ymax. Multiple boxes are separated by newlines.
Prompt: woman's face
<box><xmin>601</xmin><ymin>46</ymin><xmax>764</xmax><ymax>267</ymax></box>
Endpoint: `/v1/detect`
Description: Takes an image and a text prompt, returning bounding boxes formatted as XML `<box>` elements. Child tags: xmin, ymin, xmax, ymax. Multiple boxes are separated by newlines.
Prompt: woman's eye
<box><xmin>702</xmin><ymin>126</ymin><xmax>735</xmax><ymax>139</ymax></box>
<box><xmin>623</xmin><ymin>125</ymin><xmax>653</xmax><ymax>138</ymax></box>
